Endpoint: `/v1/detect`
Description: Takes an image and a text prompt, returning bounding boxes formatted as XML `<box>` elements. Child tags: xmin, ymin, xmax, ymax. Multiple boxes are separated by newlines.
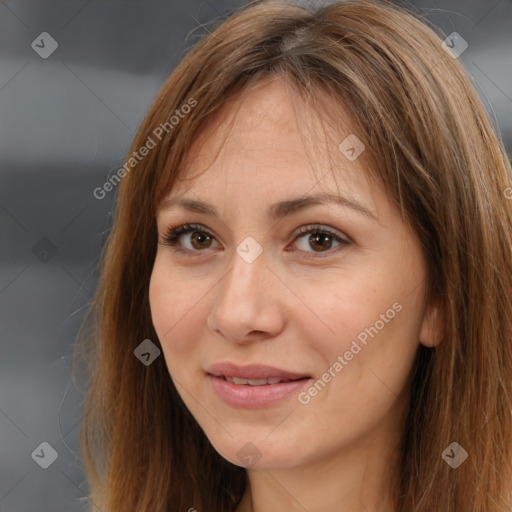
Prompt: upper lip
<box><xmin>206</xmin><ymin>362</ymin><xmax>310</xmax><ymax>381</ymax></box>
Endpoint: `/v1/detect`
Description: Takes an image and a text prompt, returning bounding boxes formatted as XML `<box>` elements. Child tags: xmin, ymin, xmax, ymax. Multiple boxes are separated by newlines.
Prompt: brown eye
<box><xmin>188</xmin><ymin>230</ymin><xmax>214</xmax><ymax>250</ymax></box>
<box><xmin>291</xmin><ymin>225</ymin><xmax>350</xmax><ymax>256</ymax></box>
<box><xmin>159</xmin><ymin>223</ymin><xmax>350</xmax><ymax>257</ymax></box>
<box><xmin>160</xmin><ymin>223</ymin><xmax>219</xmax><ymax>253</ymax></box>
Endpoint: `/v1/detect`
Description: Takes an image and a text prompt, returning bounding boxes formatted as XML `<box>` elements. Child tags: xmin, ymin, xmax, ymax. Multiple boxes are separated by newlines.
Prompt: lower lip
<box><xmin>207</xmin><ymin>374</ymin><xmax>312</xmax><ymax>408</ymax></box>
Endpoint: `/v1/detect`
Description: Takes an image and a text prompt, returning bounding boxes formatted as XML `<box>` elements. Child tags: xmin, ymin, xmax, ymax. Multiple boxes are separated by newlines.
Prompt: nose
<box><xmin>206</xmin><ymin>244</ymin><xmax>285</xmax><ymax>344</ymax></box>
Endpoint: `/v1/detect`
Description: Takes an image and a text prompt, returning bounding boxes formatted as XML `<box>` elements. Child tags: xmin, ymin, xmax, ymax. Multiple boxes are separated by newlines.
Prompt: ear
<box><xmin>419</xmin><ymin>303</ymin><xmax>444</xmax><ymax>348</ymax></box>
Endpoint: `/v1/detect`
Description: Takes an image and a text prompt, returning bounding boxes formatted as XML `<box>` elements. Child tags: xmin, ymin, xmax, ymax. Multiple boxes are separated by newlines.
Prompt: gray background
<box><xmin>1</xmin><ymin>1</ymin><xmax>511</xmax><ymax>511</ymax></box>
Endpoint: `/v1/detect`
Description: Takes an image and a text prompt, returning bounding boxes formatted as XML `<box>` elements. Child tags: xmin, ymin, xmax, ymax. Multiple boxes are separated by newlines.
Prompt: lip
<box><xmin>207</xmin><ymin>374</ymin><xmax>312</xmax><ymax>408</ymax></box>
<box><xmin>206</xmin><ymin>362</ymin><xmax>310</xmax><ymax>381</ymax></box>
<box><xmin>205</xmin><ymin>362</ymin><xmax>312</xmax><ymax>409</ymax></box>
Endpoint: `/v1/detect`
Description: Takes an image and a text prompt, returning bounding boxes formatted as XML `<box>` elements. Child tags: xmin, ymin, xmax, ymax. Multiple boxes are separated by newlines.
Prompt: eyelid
<box><xmin>293</xmin><ymin>224</ymin><xmax>351</xmax><ymax>243</ymax></box>
<box><xmin>159</xmin><ymin>223</ymin><xmax>219</xmax><ymax>249</ymax></box>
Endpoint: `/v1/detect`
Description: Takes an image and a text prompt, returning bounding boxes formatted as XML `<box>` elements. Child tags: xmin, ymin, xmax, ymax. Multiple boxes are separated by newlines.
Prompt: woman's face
<box><xmin>149</xmin><ymin>79</ymin><xmax>439</xmax><ymax>470</ymax></box>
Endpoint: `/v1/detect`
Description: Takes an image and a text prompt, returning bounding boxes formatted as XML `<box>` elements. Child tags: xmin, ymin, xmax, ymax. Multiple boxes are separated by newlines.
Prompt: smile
<box><xmin>207</xmin><ymin>373</ymin><xmax>312</xmax><ymax>408</ymax></box>
<box><xmin>221</xmin><ymin>376</ymin><xmax>296</xmax><ymax>385</ymax></box>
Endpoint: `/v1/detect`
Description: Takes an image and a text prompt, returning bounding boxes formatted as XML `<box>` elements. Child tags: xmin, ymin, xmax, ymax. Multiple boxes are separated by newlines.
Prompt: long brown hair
<box><xmin>72</xmin><ymin>0</ymin><xmax>512</xmax><ymax>510</ymax></box>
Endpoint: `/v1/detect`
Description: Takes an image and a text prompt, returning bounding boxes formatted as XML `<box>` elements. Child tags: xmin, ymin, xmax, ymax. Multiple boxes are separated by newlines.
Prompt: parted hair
<box><xmin>72</xmin><ymin>0</ymin><xmax>512</xmax><ymax>510</ymax></box>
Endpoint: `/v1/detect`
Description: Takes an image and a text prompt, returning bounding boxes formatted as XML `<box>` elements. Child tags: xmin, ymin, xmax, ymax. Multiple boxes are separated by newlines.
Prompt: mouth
<box><xmin>214</xmin><ymin>375</ymin><xmax>307</xmax><ymax>386</ymax></box>
<box><xmin>206</xmin><ymin>361</ymin><xmax>311</xmax><ymax>382</ymax></box>
<box><xmin>205</xmin><ymin>362</ymin><xmax>312</xmax><ymax>408</ymax></box>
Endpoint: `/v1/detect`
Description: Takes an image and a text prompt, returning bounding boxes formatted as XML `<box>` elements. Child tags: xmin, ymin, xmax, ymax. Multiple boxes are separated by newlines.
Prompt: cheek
<box><xmin>148</xmin><ymin>259</ymin><xmax>203</xmax><ymax>359</ymax></box>
<box><xmin>302</xmin><ymin>274</ymin><xmax>387</xmax><ymax>350</ymax></box>
<box><xmin>305</xmin><ymin>266</ymin><xmax>424</xmax><ymax>379</ymax></box>
<box><xmin>148</xmin><ymin>261</ymin><xmax>171</xmax><ymax>337</ymax></box>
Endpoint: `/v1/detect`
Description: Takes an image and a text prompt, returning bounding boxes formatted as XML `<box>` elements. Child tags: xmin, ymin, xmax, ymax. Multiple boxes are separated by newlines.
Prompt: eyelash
<box><xmin>158</xmin><ymin>223</ymin><xmax>351</xmax><ymax>258</ymax></box>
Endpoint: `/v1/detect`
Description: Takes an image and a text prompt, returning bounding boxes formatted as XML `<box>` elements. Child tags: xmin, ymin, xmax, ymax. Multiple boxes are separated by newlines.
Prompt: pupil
<box><xmin>192</xmin><ymin>232</ymin><xmax>210</xmax><ymax>249</ymax></box>
<box><xmin>311</xmin><ymin>233</ymin><xmax>331</xmax><ymax>251</ymax></box>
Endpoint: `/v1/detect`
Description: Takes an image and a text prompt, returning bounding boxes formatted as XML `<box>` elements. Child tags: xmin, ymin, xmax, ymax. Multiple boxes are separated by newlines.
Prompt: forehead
<box><xmin>165</xmin><ymin>78</ymin><xmax>380</xmax><ymax>211</ymax></box>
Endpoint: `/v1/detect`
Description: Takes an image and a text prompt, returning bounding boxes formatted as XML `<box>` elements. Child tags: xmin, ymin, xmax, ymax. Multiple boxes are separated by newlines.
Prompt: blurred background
<box><xmin>1</xmin><ymin>0</ymin><xmax>511</xmax><ymax>510</ymax></box>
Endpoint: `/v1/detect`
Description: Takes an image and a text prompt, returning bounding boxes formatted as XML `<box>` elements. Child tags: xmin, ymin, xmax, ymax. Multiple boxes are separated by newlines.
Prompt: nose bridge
<box><xmin>207</xmin><ymin>238</ymin><xmax>280</xmax><ymax>339</ymax></box>
<box><xmin>219</xmin><ymin>241</ymin><xmax>268</xmax><ymax>309</ymax></box>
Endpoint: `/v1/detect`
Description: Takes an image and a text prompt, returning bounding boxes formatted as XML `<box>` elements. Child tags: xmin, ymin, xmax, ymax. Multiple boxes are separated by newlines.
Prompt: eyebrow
<box><xmin>159</xmin><ymin>193</ymin><xmax>378</xmax><ymax>222</ymax></box>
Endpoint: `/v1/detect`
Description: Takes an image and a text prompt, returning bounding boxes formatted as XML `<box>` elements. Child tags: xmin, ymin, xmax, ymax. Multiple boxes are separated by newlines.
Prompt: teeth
<box><xmin>247</xmin><ymin>378</ymin><xmax>269</xmax><ymax>386</ymax></box>
<box><xmin>224</xmin><ymin>376</ymin><xmax>290</xmax><ymax>385</ymax></box>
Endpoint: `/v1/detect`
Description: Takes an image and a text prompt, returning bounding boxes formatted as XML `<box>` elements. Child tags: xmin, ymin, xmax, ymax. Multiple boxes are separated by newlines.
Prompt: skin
<box><xmin>149</xmin><ymin>77</ymin><xmax>443</xmax><ymax>512</ymax></box>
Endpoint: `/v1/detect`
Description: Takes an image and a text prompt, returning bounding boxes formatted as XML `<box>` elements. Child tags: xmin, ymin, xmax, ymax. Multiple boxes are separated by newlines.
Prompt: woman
<box><xmin>73</xmin><ymin>0</ymin><xmax>512</xmax><ymax>510</ymax></box>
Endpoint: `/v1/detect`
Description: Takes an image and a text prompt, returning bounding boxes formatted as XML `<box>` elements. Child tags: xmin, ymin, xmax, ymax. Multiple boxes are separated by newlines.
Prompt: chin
<box><xmin>206</xmin><ymin>430</ymin><xmax>304</xmax><ymax>470</ymax></box>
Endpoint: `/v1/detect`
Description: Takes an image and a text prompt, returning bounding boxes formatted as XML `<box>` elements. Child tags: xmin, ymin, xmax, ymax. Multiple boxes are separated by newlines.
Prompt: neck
<box><xmin>235</xmin><ymin>433</ymin><xmax>401</xmax><ymax>512</ymax></box>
